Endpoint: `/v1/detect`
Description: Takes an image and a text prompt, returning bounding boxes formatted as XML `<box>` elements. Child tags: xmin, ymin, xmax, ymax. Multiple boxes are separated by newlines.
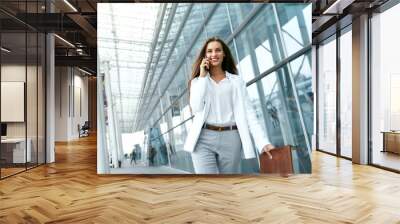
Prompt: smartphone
<box><xmin>205</xmin><ymin>57</ymin><xmax>210</xmax><ymax>71</ymax></box>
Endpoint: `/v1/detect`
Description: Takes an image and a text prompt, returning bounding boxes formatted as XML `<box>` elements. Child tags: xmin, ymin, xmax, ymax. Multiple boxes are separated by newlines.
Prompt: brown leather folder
<box><xmin>259</xmin><ymin>145</ymin><xmax>293</xmax><ymax>175</ymax></box>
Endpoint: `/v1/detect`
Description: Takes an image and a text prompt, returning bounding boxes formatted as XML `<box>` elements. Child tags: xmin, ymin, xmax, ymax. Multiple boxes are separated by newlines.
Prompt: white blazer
<box><xmin>184</xmin><ymin>72</ymin><xmax>270</xmax><ymax>159</ymax></box>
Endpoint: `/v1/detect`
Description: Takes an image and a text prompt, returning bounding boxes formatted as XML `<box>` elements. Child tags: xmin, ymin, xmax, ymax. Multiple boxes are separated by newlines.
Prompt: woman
<box><xmin>184</xmin><ymin>37</ymin><xmax>275</xmax><ymax>174</ymax></box>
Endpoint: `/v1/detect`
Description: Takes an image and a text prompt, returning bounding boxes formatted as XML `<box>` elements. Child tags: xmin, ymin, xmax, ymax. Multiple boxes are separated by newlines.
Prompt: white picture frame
<box><xmin>1</xmin><ymin>81</ymin><xmax>25</xmax><ymax>122</ymax></box>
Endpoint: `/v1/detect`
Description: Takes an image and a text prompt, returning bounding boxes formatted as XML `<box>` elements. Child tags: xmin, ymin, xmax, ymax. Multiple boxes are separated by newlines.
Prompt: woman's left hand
<box><xmin>261</xmin><ymin>144</ymin><xmax>275</xmax><ymax>159</ymax></box>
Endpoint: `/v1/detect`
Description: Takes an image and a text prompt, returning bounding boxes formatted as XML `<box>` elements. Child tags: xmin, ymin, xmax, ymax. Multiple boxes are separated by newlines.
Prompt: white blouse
<box><xmin>205</xmin><ymin>75</ymin><xmax>236</xmax><ymax>126</ymax></box>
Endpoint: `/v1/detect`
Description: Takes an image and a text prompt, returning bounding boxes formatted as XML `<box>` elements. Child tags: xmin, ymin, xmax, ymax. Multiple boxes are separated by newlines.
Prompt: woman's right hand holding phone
<box><xmin>199</xmin><ymin>57</ymin><xmax>210</xmax><ymax>77</ymax></box>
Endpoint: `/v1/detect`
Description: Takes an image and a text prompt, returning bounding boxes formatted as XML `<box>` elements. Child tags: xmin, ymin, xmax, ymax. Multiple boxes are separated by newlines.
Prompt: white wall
<box><xmin>74</xmin><ymin>72</ymin><xmax>89</xmax><ymax>136</ymax></box>
<box><xmin>55</xmin><ymin>67</ymin><xmax>89</xmax><ymax>141</ymax></box>
<box><xmin>55</xmin><ymin>66</ymin><xmax>68</xmax><ymax>141</ymax></box>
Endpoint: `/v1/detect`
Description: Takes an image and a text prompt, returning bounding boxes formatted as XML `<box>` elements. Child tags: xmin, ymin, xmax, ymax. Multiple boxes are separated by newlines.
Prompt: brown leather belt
<box><xmin>203</xmin><ymin>123</ymin><xmax>238</xmax><ymax>131</ymax></box>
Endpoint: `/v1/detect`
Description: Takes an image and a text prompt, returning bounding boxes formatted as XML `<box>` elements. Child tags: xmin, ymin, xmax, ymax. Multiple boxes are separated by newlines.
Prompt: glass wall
<box><xmin>371</xmin><ymin>4</ymin><xmax>400</xmax><ymax>171</ymax></box>
<box><xmin>317</xmin><ymin>35</ymin><xmax>337</xmax><ymax>155</ymax></box>
<box><xmin>1</xmin><ymin>30</ymin><xmax>28</xmax><ymax>178</ymax></box>
<box><xmin>0</xmin><ymin>1</ymin><xmax>46</xmax><ymax>179</ymax></box>
<box><xmin>339</xmin><ymin>26</ymin><xmax>352</xmax><ymax>159</ymax></box>
<box><xmin>148</xmin><ymin>3</ymin><xmax>313</xmax><ymax>173</ymax></box>
<box><xmin>316</xmin><ymin>26</ymin><xmax>353</xmax><ymax>159</ymax></box>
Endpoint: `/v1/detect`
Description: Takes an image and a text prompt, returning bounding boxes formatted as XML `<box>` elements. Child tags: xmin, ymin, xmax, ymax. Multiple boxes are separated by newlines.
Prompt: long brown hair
<box><xmin>188</xmin><ymin>37</ymin><xmax>238</xmax><ymax>89</ymax></box>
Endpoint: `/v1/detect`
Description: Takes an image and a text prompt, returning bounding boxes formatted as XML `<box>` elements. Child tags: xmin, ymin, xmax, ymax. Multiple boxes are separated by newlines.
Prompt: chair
<box><xmin>79</xmin><ymin>121</ymin><xmax>90</xmax><ymax>138</ymax></box>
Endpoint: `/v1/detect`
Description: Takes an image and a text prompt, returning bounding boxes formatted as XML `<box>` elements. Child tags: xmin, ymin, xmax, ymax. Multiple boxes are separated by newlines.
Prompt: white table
<box><xmin>1</xmin><ymin>138</ymin><xmax>31</xmax><ymax>163</ymax></box>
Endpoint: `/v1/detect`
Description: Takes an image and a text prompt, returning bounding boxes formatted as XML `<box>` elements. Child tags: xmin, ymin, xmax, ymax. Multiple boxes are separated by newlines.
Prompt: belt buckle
<box><xmin>218</xmin><ymin>127</ymin><xmax>222</xmax><ymax>131</ymax></box>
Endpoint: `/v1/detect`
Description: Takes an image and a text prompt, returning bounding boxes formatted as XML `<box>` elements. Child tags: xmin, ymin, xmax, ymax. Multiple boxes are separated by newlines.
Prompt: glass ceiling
<box><xmin>98</xmin><ymin>3</ymin><xmax>161</xmax><ymax>133</ymax></box>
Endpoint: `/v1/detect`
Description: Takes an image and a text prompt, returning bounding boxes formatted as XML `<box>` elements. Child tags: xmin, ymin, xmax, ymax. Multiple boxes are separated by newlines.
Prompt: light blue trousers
<box><xmin>191</xmin><ymin>128</ymin><xmax>242</xmax><ymax>174</ymax></box>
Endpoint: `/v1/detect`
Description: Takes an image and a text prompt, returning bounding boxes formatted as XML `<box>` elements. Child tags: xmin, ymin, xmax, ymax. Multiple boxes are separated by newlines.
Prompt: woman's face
<box><xmin>205</xmin><ymin>41</ymin><xmax>225</xmax><ymax>68</ymax></box>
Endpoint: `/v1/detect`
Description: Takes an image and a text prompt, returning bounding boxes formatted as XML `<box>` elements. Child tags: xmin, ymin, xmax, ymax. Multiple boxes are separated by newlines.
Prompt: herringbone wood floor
<box><xmin>1</xmin><ymin>134</ymin><xmax>400</xmax><ymax>223</ymax></box>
